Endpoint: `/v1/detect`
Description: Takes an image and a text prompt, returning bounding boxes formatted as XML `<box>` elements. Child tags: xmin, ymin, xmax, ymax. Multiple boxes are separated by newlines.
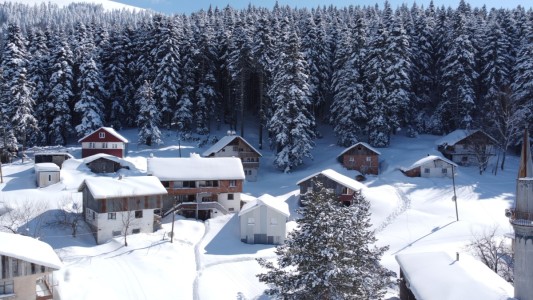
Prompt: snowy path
<box><xmin>192</xmin><ymin>222</ymin><xmax>209</xmax><ymax>300</ymax></box>
<box><xmin>375</xmin><ymin>179</ymin><xmax>412</xmax><ymax>233</ymax></box>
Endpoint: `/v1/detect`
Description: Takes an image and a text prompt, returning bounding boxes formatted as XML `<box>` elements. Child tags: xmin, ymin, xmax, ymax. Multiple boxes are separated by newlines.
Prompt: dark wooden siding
<box><xmin>86</xmin><ymin>158</ymin><xmax>122</xmax><ymax>173</ymax></box>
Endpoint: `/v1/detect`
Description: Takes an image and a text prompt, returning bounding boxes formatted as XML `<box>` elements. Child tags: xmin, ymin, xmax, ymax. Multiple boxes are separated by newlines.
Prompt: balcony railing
<box><xmin>164</xmin><ymin>201</ymin><xmax>229</xmax><ymax>217</ymax></box>
<box><xmin>508</xmin><ymin>209</ymin><xmax>533</xmax><ymax>226</ymax></box>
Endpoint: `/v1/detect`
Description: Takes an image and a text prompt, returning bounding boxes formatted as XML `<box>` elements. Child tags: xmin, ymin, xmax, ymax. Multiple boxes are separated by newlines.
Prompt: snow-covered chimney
<box><xmin>227</xmin><ymin>130</ymin><xmax>233</xmax><ymax>136</ymax></box>
<box><xmin>190</xmin><ymin>152</ymin><xmax>201</xmax><ymax>159</ymax></box>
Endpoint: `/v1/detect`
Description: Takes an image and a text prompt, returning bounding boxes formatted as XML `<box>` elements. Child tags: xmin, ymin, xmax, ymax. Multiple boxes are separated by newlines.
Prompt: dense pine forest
<box><xmin>0</xmin><ymin>0</ymin><xmax>531</xmax><ymax>171</ymax></box>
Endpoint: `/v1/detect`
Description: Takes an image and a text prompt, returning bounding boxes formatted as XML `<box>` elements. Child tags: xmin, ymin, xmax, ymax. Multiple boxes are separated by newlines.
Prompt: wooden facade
<box><xmin>338</xmin><ymin>142</ymin><xmax>380</xmax><ymax>175</ymax></box>
<box><xmin>78</xmin><ymin>127</ymin><xmax>128</xmax><ymax>158</ymax></box>
<box><xmin>34</xmin><ymin>152</ymin><xmax>73</xmax><ymax>169</ymax></box>
<box><xmin>297</xmin><ymin>170</ymin><xmax>364</xmax><ymax>206</ymax></box>
<box><xmin>86</xmin><ymin>157</ymin><xmax>123</xmax><ymax>173</ymax></box>
<box><xmin>437</xmin><ymin>130</ymin><xmax>497</xmax><ymax>166</ymax></box>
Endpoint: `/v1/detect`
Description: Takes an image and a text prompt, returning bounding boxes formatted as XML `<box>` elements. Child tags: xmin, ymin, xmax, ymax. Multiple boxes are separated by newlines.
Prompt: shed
<box><xmin>395</xmin><ymin>252</ymin><xmax>514</xmax><ymax>300</ymax></box>
<box><xmin>34</xmin><ymin>163</ymin><xmax>60</xmax><ymax>188</ymax></box>
<box><xmin>401</xmin><ymin>155</ymin><xmax>458</xmax><ymax>178</ymax></box>
<box><xmin>337</xmin><ymin>142</ymin><xmax>381</xmax><ymax>175</ymax></box>
<box><xmin>239</xmin><ymin>194</ymin><xmax>290</xmax><ymax>245</ymax></box>
<box><xmin>83</xmin><ymin>153</ymin><xmax>130</xmax><ymax>173</ymax></box>
<box><xmin>34</xmin><ymin>152</ymin><xmax>73</xmax><ymax>169</ymax></box>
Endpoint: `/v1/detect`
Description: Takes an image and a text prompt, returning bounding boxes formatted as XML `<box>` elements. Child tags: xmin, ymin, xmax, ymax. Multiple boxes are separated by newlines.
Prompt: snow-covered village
<box><xmin>0</xmin><ymin>0</ymin><xmax>533</xmax><ymax>299</ymax></box>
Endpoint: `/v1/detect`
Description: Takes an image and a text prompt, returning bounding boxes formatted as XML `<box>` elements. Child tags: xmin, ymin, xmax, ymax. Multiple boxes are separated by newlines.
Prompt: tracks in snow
<box><xmin>375</xmin><ymin>180</ymin><xmax>412</xmax><ymax>234</ymax></box>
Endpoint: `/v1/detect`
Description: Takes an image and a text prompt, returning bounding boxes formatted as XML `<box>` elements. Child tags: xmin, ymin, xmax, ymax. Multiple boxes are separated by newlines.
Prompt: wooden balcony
<box><xmin>508</xmin><ymin>209</ymin><xmax>533</xmax><ymax>226</ymax></box>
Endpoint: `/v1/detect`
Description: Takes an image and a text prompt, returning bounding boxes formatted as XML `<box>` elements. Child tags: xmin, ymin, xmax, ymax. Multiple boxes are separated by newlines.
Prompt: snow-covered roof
<box><xmin>396</xmin><ymin>252</ymin><xmax>514</xmax><ymax>300</ymax></box>
<box><xmin>338</xmin><ymin>142</ymin><xmax>381</xmax><ymax>157</ymax></box>
<box><xmin>202</xmin><ymin>135</ymin><xmax>262</xmax><ymax>157</ymax></box>
<box><xmin>296</xmin><ymin>169</ymin><xmax>365</xmax><ymax>191</ymax></box>
<box><xmin>83</xmin><ymin>153</ymin><xmax>127</xmax><ymax>165</ymax></box>
<box><xmin>401</xmin><ymin>155</ymin><xmax>458</xmax><ymax>171</ymax></box>
<box><xmin>78</xmin><ymin>127</ymin><xmax>129</xmax><ymax>143</ymax></box>
<box><xmin>147</xmin><ymin>154</ymin><xmax>245</xmax><ymax>181</ymax></box>
<box><xmin>34</xmin><ymin>163</ymin><xmax>60</xmax><ymax>172</ymax></box>
<box><xmin>34</xmin><ymin>151</ymin><xmax>74</xmax><ymax>158</ymax></box>
<box><xmin>435</xmin><ymin>129</ymin><xmax>496</xmax><ymax>147</ymax></box>
<box><xmin>239</xmin><ymin>194</ymin><xmax>290</xmax><ymax>217</ymax></box>
<box><xmin>78</xmin><ymin>176</ymin><xmax>167</xmax><ymax>199</ymax></box>
<box><xmin>0</xmin><ymin>232</ymin><xmax>62</xmax><ymax>270</ymax></box>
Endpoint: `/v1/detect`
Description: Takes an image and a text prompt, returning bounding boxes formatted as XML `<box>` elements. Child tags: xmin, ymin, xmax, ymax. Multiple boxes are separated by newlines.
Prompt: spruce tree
<box><xmin>257</xmin><ymin>182</ymin><xmax>393</xmax><ymax>299</ymax></box>
<box><xmin>136</xmin><ymin>81</ymin><xmax>162</xmax><ymax>146</ymax></box>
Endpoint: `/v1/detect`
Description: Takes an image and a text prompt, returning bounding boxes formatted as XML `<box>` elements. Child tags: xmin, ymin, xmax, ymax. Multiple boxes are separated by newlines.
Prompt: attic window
<box><xmin>99</xmin><ymin>132</ymin><xmax>105</xmax><ymax>138</ymax></box>
<box><xmin>357</xmin><ymin>147</ymin><xmax>362</xmax><ymax>150</ymax></box>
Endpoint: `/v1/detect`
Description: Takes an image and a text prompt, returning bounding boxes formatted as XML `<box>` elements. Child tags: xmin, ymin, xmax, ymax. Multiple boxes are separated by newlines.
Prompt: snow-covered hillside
<box><xmin>0</xmin><ymin>126</ymin><xmax>517</xmax><ymax>299</ymax></box>
<box><xmin>4</xmin><ymin>0</ymin><xmax>142</xmax><ymax>11</ymax></box>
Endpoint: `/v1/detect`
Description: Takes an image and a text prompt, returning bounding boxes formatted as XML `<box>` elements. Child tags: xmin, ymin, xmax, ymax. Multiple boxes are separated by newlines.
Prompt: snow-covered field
<box><xmin>0</xmin><ymin>126</ymin><xmax>517</xmax><ymax>299</ymax></box>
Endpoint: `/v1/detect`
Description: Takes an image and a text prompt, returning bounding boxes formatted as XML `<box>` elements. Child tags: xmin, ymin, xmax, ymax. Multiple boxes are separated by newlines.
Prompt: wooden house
<box><xmin>83</xmin><ymin>153</ymin><xmax>131</xmax><ymax>174</ymax></box>
<box><xmin>34</xmin><ymin>163</ymin><xmax>60</xmax><ymax>188</ymax></box>
<box><xmin>239</xmin><ymin>194</ymin><xmax>290</xmax><ymax>245</ymax></box>
<box><xmin>202</xmin><ymin>135</ymin><xmax>262</xmax><ymax>182</ymax></box>
<box><xmin>436</xmin><ymin>129</ymin><xmax>497</xmax><ymax>166</ymax></box>
<box><xmin>0</xmin><ymin>232</ymin><xmax>62</xmax><ymax>300</ymax></box>
<box><xmin>79</xmin><ymin>176</ymin><xmax>167</xmax><ymax>244</ymax></box>
<box><xmin>396</xmin><ymin>252</ymin><xmax>513</xmax><ymax>300</ymax></box>
<box><xmin>147</xmin><ymin>154</ymin><xmax>245</xmax><ymax>220</ymax></box>
<box><xmin>401</xmin><ymin>155</ymin><xmax>457</xmax><ymax>178</ymax></box>
<box><xmin>297</xmin><ymin>169</ymin><xmax>365</xmax><ymax>206</ymax></box>
<box><xmin>33</xmin><ymin>152</ymin><xmax>73</xmax><ymax>169</ymax></box>
<box><xmin>78</xmin><ymin>127</ymin><xmax>128</xmax><ymax>158</ymax></box>
<box><xmin>337</xmin><ymin>142</ymin><xmax>381</xmax><ymax>175</ymax></box>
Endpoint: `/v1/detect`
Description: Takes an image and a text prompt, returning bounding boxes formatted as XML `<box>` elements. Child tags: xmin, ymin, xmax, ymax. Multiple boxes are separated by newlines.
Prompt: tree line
<box><xmin>0</xmin><ymin>0</ymin><xmax>531</xmax><ymax>171</ymax></box>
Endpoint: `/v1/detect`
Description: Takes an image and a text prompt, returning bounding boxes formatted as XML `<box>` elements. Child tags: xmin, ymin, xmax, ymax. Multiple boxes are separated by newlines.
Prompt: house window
<box><xmin>102</xmin><ymin>142</ymin><xmax>108</xmax><ymax>148</ymax></box>
<box><xmin>132</xmin><ymin>228</ymin><xmax>141</xmax><ymax>234</ymax></box>
<box><xmin>41</xmin><ymin>265</ymin><xmax>45</xmax><ymax>273</ymax></box>
<box><xmin>228</xmin><ymin>208</ymin><xmax>235</xmax><ymax>212</ymax></box>
<box><xmin>307</xmin><ymin>186</ymin><xmax>313</xmax><ymax>193</ymax></box>
<box><xmin>112</xmin><ymin>230</ymin><xmax>121</xmax><ymax>237</ymax></box>
<box><xmin>233</xmin><ymin>146</ymin><xmax>238</xmax><ymax>151</ymax></box>
<box><xmin>229</xmin><ymin>180</ymin><xmax>236</xmax><ymax>187</ymax></box>
<box><xmin>424</xmin><ymin>168</ymin><xmax>430</xmax><ymax>174</ymax></box>
<box><xmin>108</xmin><ymin>212</ymin><xmax>116</xmax><ymax>220</ymax></box>
<box><xmin>248</xmin><ymin>217</ymin><xmax>255</xmax><ymax>224</ymax></box>
<box><xmin>228</xmin><ymin>194</ymin><xmax>234</xmax><ymax>200</ymax></box>
<box><xmin>349</xmin><ymin>156</ymin><xmax>355</xmax><ymax>162</ymax></box>
<box><xmin>270</xmin><ymin>218</ymin><xmax>278</xmax><ymax>225</ymax></box>
<box><xmin>366</xmin><ymin>156</ymin><xmax>372</xmax><ymax>162</ymax></box>
<box><xmin>31</xmin><ymin>263</ymin><xmax>36</xmax><ymax>274</ymax></box>
<box><xmin>92</xmin><ymin>211</ymin><xmax>95</xmax><ymax>220</ymax></box>
<box><xmin>12</xmin><ymin>259</ymin><xmax>19</xmax><ymax>277</ymax></box>
<box><xmin>112</xmin><ymin>143</ymin><xmax>118</xmax><ymax>149</ymax></box>
<box><xmin>0</xmin><ymin>280</ymin><xmax>13</xmax><ymax>294</ymax></box>
<box><xmin>89</xmin><ymin>142</ymin><xmax>95</xmax><ymax>148</ymax></box>
<box><xmin>442</xmin><ymin>168</ymin><xmax>448</xmax><ymax>174</ymax></box>
<box><xmin>341</xmin><ymin>187</ymin><xmax>348</xmax><ymax>194</ymax></box>
<box><xmin>135</xmin><ymin>210</ymin><xmax>143</xmax><ymax>218</ymax></box>
<box><xmin>99</xmin><ymin>132</ymin><xmax>105</xmax><ymax>138</ymax></box>
<box><xmin>161</xmin><ymin>181</ymin><xmax>170</xmax><ymax>188</ymax></box>
<box><xmin>48</xmin><ymin>174</ymin><xmax>52</xmax><ymax>181</ymax></box>
<box><xmin>462</xmin><ymin>156</ymin><xmax>468</xmax><ymax>162</ymax></box>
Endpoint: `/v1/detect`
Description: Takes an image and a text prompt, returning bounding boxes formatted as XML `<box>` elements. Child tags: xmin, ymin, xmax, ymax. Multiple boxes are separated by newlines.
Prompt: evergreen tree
<box><xmin>257</xmin><ymin>182</ymin><xmax>393</xmax><ymax>299</ymax></box>
<box><xmin>136</xmin><ymin>81</ymin><xmax>162</xmax><ymax>146</ymax></box>
<box><xmin>268</xmin><ymin>24</ymin><xmax>315</xmax><ymax>172</ymax></box>
<box><xmin>174</xmin><ymin>18</ymin><xmax>195</xmax><ymax>134</ymax></box>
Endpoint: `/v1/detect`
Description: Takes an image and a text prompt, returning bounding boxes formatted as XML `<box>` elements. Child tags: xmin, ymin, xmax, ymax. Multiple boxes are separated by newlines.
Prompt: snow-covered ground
<box><xmin>0</xmin><ymin>126</ymin><xmax>517</xmax><ymax>299</ymax></box>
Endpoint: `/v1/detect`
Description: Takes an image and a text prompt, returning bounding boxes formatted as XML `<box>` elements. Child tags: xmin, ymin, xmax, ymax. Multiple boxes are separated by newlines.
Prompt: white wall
<box><xmin>240</xmin><ymin>206</ymin><xmax>287</xmax><ymax>244</ymax></box>
<box><xmin>81</xmin><ymin>142</ymin><xmax>124</xmax><ymax>149</ymax></box>
<box><xmin>218</xmin><ymin>193</ymin><xmax>241</xmax><ymax>213</ymax></box>
<box><xmin>36</xmin><ymin>171</ymin><xmax>60</xmax><ymax>188</ymax></box>
<box><xmin>420</xmin><ymin>161</ymin><xmax>454</xmax><ymax>178</ymax></box>
<box><xmin>93</xmin><ymin>209</ymin><xmax>155</xmax><ymax>244</ymax></box>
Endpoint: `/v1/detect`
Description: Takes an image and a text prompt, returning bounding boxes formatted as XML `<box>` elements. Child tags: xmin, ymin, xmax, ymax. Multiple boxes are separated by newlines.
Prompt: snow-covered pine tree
<box><xmin>136</xmin><ymin>81</ymin><xmax>162</xmax><ymax>146</ymax></box>
<box><xmin>257</xmin><ymin>181</ymin><xmax>393</xmax><ymax>299</ymax></box>
<box><xmin>267</xmin><ymin>21</ymin><xmax>315</xmax><ymax>172</ymax></box>
<box><xmin>174</xmin><ymin>17</ymin><xmax>195</xmax><ymax>134</ymax></box>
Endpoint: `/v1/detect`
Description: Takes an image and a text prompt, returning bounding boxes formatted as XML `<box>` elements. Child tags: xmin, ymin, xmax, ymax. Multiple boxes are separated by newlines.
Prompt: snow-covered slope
<box><xmin>4</xmin><ymin>0</ymin><xmax>142</xmax><ymax>11</ymax></box>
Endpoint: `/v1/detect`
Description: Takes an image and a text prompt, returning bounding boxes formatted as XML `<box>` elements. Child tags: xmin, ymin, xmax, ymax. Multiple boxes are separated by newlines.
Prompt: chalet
<box><xmin>34</xmin><ymin>163</ymin><xmax>60</xmax><ymax>188</ymax></box>
<box><xmin>401</xmin><ymin>155</ymin><xmax>457</xmax><ymax>178</ymax></box>
<box><xmin>78</xmin><ymin>127</ymin><xmax>128</xmax><ymax>159</ymax></box>
<box><xmin>33</xmin><ymin>152</ymin><xmax>73</xmax><ymax>169</ymax></box>
<box><xmin>297</xmin><ymin>169</ymin><xmax>365</xmax><ymax>206</ymax></box>
<box><xmin>337</xmin><ymin>142</ymin><xmax>380</xmax><ymax>175</ymax></box>
<box><xmin>202</xmin><ymin>135</ymin><xmax>262</xmax><ymax>182</ymax></box>
<box><xmin>396</xmin><ymin>252</ymin><xmax>513</xmax><ymax>300</ymax></box>
<box><xmin>0</xmin><ymin>232</ymin><xmax>62</xmax><ymax>300</ymax></box>
<box><xmin>239</xmin><ymin>194</ymin><xmax>290</xmax><ymax>245</ymax></box>
<box><xmin>83</xmin><ymin>153</ymin><xmax>131</xmax><ymax>174</ymax></box>
<box><xmin>147</xmin><ymin>153</ymin><xmax>245</xmax><ymax>220</ymax></box>
<box><xmin>436</xmin><ymin>129</ymin><xmax>497</xmax><ymax>166</ymax></box>
<box><xmin>79</xmin><ymin>176</ymin><xmax>167</xmax><ymax>244</ymax></box>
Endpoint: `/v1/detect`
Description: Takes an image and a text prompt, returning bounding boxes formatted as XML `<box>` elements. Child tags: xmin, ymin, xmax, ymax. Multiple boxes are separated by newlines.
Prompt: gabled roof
<box><xmin>435</xmin><ymin>129</ymin><xmax>497</xmax><ymax>147</ymax></box>
<box><xmin>202</xmin><ymin>135</ymin><xmax>262</xmax><ymax>157</ymax></box>
<box><xmin>78</xmin><ymin>127</ymin><xmax>129</xmax><ymax>143</ymax></box>
<box><xmin>396</xmin><ymin>252</ymin><xmax>513</xmax><ymax>300</ymax></box>
<box><xmin>239</xmin><ymin>194</ymin><xmax>290</xmax><ymax>217</ymax></box>
<box><xmin>78</xmin><ymin>176</ymin><xmax>167</xmax><ymax>199</ymax></box>
<box><xmin>147</xmin><ymin>153</ymin><xmax>245</xmax><ymax>181</ymax></box>
<box><xmin>34</xmin><ymin>163</ymin><xmax>60</xmax><ymax>172</ymax></box>
<box><xmin>0</xmin><ymin>232</ymin><xmax>62</xmax><ymax>270</ymax></box>
<box><xmin>34</xmin><ymin>151</ymin><xmax>74</xmax><ymax>158</ymax></box>
<box><xmin>296</xmin><ymin>169</ymin><xmax>365</xmax><ymax>191</ymax></box>
<box><xmin>338</xmin><ymin>142</ymin><xmax>381</xmax><ymax>157</ymax></box>
<box><xmin>83</xmin><ymin>153</ymin><xmax>127</xmax><ymax>165</ymax></box>
<box><xmin>401</xmin><ymin>155</ymin><xmax>457</xmax><ymax>172</ymax></box>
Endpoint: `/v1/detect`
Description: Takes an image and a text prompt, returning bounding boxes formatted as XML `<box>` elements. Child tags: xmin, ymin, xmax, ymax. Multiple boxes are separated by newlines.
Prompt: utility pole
<box><xmin>452</xmin><ymin>164</ymin><xmax>459</xmax><ymax>221</ymax></box>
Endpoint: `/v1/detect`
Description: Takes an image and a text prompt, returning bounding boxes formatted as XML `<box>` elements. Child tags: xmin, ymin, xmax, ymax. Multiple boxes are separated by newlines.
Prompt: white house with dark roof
<box><xmin>0</xmin><ymin>232</ymin><xmax>62</xmax><ymax>300</ymax></box>
<box><xmin>147</xmin><ymin>154</ymin><xmax>245</xmax><ymax>220</ymax></box>
<box><xmin>396</xmin><ymin>252</ymin><xmax>513</xmax><ymax>300</ymax></box>
<box><xmin>239</xmin><ymin>194</ymin><xmax>290</xmax><ymax>245</ymax></box>
<box><xmin>202</xmin><ymin>135</ymin><xmax>262</xmax><ymax>182</ymax></box>
<box><xmin>297</xmin><ymin>169</ymin><xmax>366</xmax><ymax>206</ymax></box>
<box><xmin>34</xmin><ymin>163</ymin><xmax>60</xmax><ymax>188</ymax></box>
<box><xmin>79</xmin><ymin>176</ymin><xmax>167</xmax><ymax>244</ymax></box>
<box><xmin>78</xmin><ymin>127</ymin><xmax>129</xmax><ymax>158</ymax></box>
<box><xmin>401</xmin><ymin>155</ymin><xmax>458</xmax><ymax>178</ymax></box>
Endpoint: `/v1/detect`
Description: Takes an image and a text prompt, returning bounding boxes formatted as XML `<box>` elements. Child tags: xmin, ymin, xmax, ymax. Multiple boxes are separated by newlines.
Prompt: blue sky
<box><xmin>114</xmin><ymin>0</ymin><xmax>532</xmax><ymax>14</ymax></box>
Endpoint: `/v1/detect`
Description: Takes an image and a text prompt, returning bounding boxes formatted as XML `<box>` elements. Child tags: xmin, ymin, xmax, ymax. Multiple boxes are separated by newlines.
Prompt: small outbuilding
<box><xmin>34</xmin><ymin>152</ymin><xmax>73</xmax><ymax>169</ymax></box>
<box><xmin>239</xmin><ymin>194</ymin><xmax>289</xmax><ymax>245</ymax></box>
<box><xmin>401</xmin><ymin>155</ymin><xmax>458</xmax><ymax>178</ymax></box>
<box><xmin>83</xmin><ymin>153</ymin><xmax>130</xmax><ymax>174</ymax></box>
<box><xmin>297</xmin><ymin>169</ymin><xmax>366</xmax><ymax>206</ymax></box>
<box><xmin>34</xmin><ymin>163</ymin><xmax>60</xmax><ymax>188</ymax></box>
<box><xmin>337</xmin><ymin>142</ymin><xmax>380</xmax><ymax>175</ymax></box>
<box><xmin>396</xmin><ymin>252</ymin><xmax>513</xmax><ymax>300</ymax></box>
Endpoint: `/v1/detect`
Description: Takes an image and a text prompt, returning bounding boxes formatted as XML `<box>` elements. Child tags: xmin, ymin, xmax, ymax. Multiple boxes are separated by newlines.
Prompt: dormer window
<box><xmin>99</xmin><ymin>132</ymin><xmax>105</xmax><ymax>138</ymax></box>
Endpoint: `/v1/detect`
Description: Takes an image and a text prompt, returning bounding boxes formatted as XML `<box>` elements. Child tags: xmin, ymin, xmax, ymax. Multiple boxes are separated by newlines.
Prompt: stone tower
<box><xmin>509</xmin><ymin>129</ymin><xmax>533</xmax><ymax>300</ymax></box>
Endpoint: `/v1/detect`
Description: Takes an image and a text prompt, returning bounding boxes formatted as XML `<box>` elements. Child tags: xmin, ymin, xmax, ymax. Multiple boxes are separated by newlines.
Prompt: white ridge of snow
<box><xmin>147</xmin><ymin>155</ymin><xmax>245</xmax><ymax>181</ymax></box>
<box><xmin>239</xmin><ymin>194</ymin><xmax>290</xmax><ymax>217</ymax></box>
<box><xmin>401</xmin><ymin>155</ymin><xmax>457</xmax><ymax>171</ymax></box>
<box><xmin>79</xmin><ymin>175</ymin><xmax>167</xmax><ymax>198</ymax></box>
